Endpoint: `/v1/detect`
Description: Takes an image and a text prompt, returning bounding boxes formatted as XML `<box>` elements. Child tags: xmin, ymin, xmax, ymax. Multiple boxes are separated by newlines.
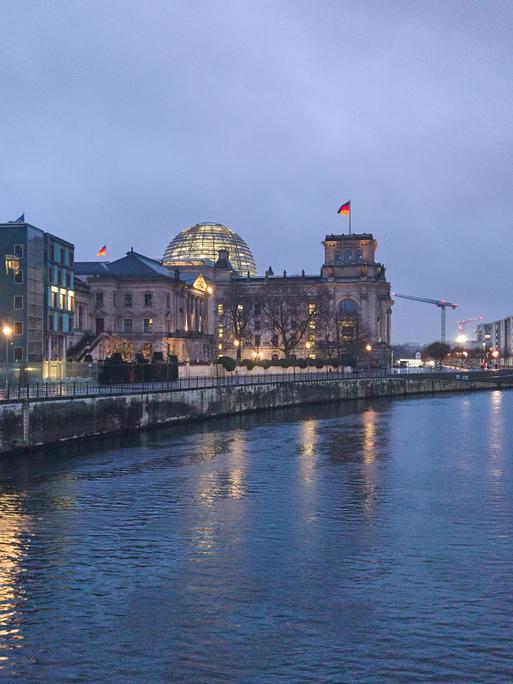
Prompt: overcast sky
<box><xmin>1</xmin><ymin>0</ymin><xmax>512</xmax><ymax>342</ymax></box>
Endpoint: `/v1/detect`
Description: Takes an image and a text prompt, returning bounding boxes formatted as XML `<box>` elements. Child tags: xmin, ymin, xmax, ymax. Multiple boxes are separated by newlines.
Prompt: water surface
<box><xmin>0</xmin><ymin>391</ymin><xmax>512</xmax><ymax>681</ymax></box>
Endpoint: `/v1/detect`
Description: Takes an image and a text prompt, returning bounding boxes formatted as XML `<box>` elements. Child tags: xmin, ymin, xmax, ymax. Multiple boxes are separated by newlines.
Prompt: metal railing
<box><xmin>0</xmin><ymin>366</ymin><xmax>466</xmax><ymax>402</ymax></box>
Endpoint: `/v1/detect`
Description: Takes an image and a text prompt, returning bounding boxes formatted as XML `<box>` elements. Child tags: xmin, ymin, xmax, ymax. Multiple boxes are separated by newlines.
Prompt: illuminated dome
<box><xmin>163</xmin><ymin>222</ymin><xmax>257</xmax><ymax>275</ymax></box>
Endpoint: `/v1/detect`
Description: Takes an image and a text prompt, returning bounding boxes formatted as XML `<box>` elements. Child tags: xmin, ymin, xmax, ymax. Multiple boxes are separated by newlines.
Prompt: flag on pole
<box><xmin>14</xmin><ymin>213</ymin><xmax>25</xmax><ymax>223</ymax></box>
<box><xmin>337</xmin><ymin>201</ymin><xmax>350</xmax><ymax>215</ymax></box>
<box><xmin>96</xmin><ymin>245</ymin><xmax>107</xmax><ymax>257</ymax></box>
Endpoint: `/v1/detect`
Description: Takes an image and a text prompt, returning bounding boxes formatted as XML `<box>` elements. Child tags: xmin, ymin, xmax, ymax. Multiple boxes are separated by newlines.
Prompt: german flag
<box><xmin>96</xmin><ymin>245</ymin><xmax>107</xmax><ymax>257</ymax></box>
<box><xmin>338</xmin><ymin>201</ymin><xmax>350</xmax><ymax>215</ymax></box>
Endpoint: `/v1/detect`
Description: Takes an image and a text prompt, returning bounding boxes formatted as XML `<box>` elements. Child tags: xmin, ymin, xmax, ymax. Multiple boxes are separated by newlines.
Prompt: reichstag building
<box><xmin>73</xmin><ymin>221</ymin><xmax>393</xmax><ymax>367</ymax></box>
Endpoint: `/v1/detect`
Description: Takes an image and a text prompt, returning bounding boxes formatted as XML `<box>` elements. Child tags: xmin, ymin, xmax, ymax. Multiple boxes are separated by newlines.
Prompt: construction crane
<box><xmin>457</xmin><ymin>316</ymin><xmax>483</xmax><ymax>333</ymax></box>
<box><xmin>393</xmin><ymin>293</ymin><xmax>458</xmax><ymax>344</ymax></box>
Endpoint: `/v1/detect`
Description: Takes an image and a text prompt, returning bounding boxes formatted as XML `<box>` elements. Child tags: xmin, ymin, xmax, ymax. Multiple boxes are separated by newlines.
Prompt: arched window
<box><xmin>344</xmin><ymin>249</ymin><xmax>353</xmax><ymax>263</ymax></box>
<box><xmin>338</xmin><ymin>299</ymin><xmax>359</xmax><ymax>316</ymax></box>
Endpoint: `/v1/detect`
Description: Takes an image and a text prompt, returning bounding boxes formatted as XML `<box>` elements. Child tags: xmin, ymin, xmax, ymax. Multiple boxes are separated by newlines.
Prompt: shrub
<box><xmin>314</xmin><ymin>359</ymin><xmax>324</xmax><ymax>369</ymax></box>
<box><xmin>296</xmin><ymin>358</ymin><xmax>307</xmax><ymax>369</ymax></box>
<box><xmin>261</xmin><ymin>360</ymin><xmax>271</xmax><ymax>370</ymax></box>
<box><xmin>217</xmin><ymin>356</ymin><xmax>236</xmax><ymax>372</ymax></box>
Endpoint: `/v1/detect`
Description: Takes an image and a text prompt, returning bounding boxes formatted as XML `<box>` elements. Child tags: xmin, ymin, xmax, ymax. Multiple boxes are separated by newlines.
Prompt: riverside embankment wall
<box><xmin>0</xmin><ymin>375</ymin><xmax>506</xmax><ymax>454</ymax></box>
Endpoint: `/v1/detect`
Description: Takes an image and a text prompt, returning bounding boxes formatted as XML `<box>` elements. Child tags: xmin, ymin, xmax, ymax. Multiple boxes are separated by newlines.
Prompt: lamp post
<box><xmin>3</xmin><ymin>325</ymin><xmax>12</xmax><ymax>390</ymax></box>
<box><xmin>492</xmin><ymin>349</ymin><xmax>499</xmax><ymax>370</ymax></box>
<box><xmin>306</xmin><ymin>341</ymin><xmax>311</xmax><ymax>370</ymax></box>
<box><xmin>233</xmin><ymin>338</ymin><xmax>241</xmax><ymax>364</ymax></box>
<box><xmin>365</xmin><ymin>343</ymin><xmax>372</xmax><ymax>374</ymax></box>
<box><xmin>462</xmin><ymin>351</ymin><xmax>468</xmax><ymax>368</ymax></box>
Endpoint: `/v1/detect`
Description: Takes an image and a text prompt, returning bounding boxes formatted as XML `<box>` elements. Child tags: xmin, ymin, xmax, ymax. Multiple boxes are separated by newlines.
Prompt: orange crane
<box><xmin>457</xmin><ymin>316</ymin><xmax>483</xmax><ymax>333</ymax></box>
<box><xmin>393</xmin><ymin>293</ymin><xmax>458</xmax><ymax>344</ymax></box>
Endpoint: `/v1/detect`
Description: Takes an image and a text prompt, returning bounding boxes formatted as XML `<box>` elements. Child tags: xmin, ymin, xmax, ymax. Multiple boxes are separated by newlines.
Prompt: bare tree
<box><xmin>220</xmin><ymin>284</ymin><xmax>255</xmax><ymax>361</ymax></box>
<box><xmin>101</xmin><ymin>336</ymin><xmax>134</xmax><ymax>361</ymax></box>
<box><xmin>256</xmin><ymin>280</ymin><xmax>317</xmax><ymax>359</ymax></box>
<box><xmin>315</xmin><ymin>291</ymin><xmax>373</xmax><ymax>364</ymax></box>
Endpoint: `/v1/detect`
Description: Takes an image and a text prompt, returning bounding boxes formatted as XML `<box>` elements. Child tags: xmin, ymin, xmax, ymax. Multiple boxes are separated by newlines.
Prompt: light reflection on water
<box><xmin>0</xmin><ymin>392</ymin><xmax>513</xmax><ymax>680</ymax></box>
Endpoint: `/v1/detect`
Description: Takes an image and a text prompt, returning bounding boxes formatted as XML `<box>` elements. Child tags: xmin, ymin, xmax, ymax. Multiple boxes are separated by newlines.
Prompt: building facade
<box><xmin>0</xmin><ymin>220</ymin><xmax>392</xmax><ymax>370</ymax></box>
<box><xmin>476</xmin><ymin>317</ymin><xmax>513</xmax><ymax>364</ymax></box>
<box><xmin>0</xmin><ymin>220</ymin><xmax>74</xmax><ymax>368</ymax></box>
<box><xmin>72</xmin><ymin>250</ymin><xmax>214</xmax><ymax>362</ymax></box>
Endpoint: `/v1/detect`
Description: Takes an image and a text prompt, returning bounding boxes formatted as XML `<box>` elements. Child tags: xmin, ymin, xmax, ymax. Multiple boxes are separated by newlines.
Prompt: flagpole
<box><xmin>349</xmin><ymin>199</ymin><xmax>352</xmax><ymax>235</ymax></box>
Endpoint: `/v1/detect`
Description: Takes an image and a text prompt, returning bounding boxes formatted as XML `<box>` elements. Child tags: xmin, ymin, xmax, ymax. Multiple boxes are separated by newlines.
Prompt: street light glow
<box><xmin>365</xmin><ymin>344</ymin><xmax>372</xmax><ymax>352</ymax></box>
<box><xmin>2</xmin><ymin>325</ymin><xmax>12</xmax><ymax>337</ymax></box>
<box><xmin>456</xmin><ymin>334</ymin><xmax>467</xmax><ymax>345</ymax></box>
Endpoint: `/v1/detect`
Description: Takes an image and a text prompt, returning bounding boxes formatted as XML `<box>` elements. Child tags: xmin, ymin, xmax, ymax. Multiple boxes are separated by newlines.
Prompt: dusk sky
<box><xmin>1</xmin><ymin>0</ymin><xmax>512</xmax><ymax>342</ymax></box>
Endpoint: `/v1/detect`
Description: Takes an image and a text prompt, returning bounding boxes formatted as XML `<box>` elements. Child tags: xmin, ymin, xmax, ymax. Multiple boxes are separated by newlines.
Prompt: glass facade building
<box><xmin>163</xmin><ymin>223</ymin><xmax>257</xmax><ymax>276</ymax></box>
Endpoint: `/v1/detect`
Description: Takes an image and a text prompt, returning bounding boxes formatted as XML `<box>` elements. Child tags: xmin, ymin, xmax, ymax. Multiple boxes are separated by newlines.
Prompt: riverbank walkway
<box><xmin>1</xmin><ymin>367</ymin><xmax>510</xmax><ymax>402</ymax></box>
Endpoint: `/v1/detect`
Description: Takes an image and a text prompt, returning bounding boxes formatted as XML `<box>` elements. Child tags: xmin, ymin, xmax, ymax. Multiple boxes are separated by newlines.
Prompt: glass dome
<box><xmin>163</xmin><ymin>222</ymin><xmax>257</xmax><ymax>275</ymax></box>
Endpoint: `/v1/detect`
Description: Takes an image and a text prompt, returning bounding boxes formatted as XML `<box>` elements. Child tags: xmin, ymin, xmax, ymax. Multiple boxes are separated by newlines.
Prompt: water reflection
<box><xmin>0</xmin><ymin>493</ymin><xmax>30</xmax><ymax>669</ymax></box>
<box><xmin>361</xmin><ymin>408</ymin><xmax>378</xmax><ymax>517</ymax></box>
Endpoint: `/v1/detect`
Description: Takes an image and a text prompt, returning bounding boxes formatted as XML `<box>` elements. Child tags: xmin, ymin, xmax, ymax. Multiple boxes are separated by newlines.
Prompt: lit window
<box><xmin>14</xmin><ymin>270</ymin><xmax>23</xmax><ymax>284</ymax></box>
<box><xmin>144</xmin><ymin>318</ymin><xmax>153</xmax><ymax>333</ymax></box>
<box><xmin>217</xmin><ymin>303</ymin><xmax>224</xmax><ymax>315</ymax></box>
<box><xmin>14</xmin><ymin>321</ymin><xmax>23</xmax><ymax>335</ymax></box>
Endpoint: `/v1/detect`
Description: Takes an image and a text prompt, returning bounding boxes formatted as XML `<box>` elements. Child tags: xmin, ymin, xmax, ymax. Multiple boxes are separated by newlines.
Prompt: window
<box><xmin>14</xmin><ymin>321</ymin><xmax>23</xmax><ymax>335</ymax></box>
<box><xmin>255</xmin><ymin>320</ymin><xmax>261</xmax><ymax>330</ymax></box>
<box><xmin>65</xmin><ymin>272</ymin><xmax>71</xmax><ymax>288</ymax></box>
<box><xmin>335</xmin><ymin>251</ymin><xmax>342</xmax><ymax>263</ymax></box>
<box><xmin>338</xmin><ymin>299</ymin><xmax>359</xmax><ymax>316</ymax></box>
<box><xmin>271</xmin><ymin>334</ymin><xmax>279</xmax><ymax>347</ymax></box>
<box><xmin>50</xmin><ymin>244</ymin><xmax>55</xmax><ymax>261</ymax></box>
<box><xmin>95</xmin><ymin>318</ymin><xmax>104</xmax><ymax>334</ymax></box>
<box><xmin>68</xmin><ymin>294</ymin><xmax>74</xmax><ymax>311</ymax></box>
<box><xmin>144</xmin><ymin>318</ymin><xmax>153</xmax><ymax>333</ymax></box>
<box><xmin>255</xmin><ymin>303</ymin><xmax>261</xmax><ymax>315</ymax></box>
<box><xmin>255</xmin><ymin>334</ymin><xmax>261</xmax><ymax>347</ymax></box>
<box><xmin>344</xmin><ymin>249</ymin><xmax>353</xmax><ymax>263</ymax></box>
<box><xmin>123</xmin><ymin>319</ymin><xmax>133</xmax><ymax>333</ymax></box>
<box><xmin>166</xmin><ymin>293</ymin><xmax>170</xmax><ymax>309</ymax></box>
<box><xmin>48</xmin><ymin>267</ymin><xmax>53</xmax><ymax>284</ymax></box>
<box><xmin>308</xmin><ymin>303</ymin><xmax>317</xmax><ymax>315</ymax></box>
<box><xmin>113</xmin><ymin>292</ymin><xmax>117</xmax><ymax>307</ymax></box>
<box><xmin>144</xmin><ymin>293</ymin><xmax>152</xmax><ymax>306</ymax></box>
<box><xmin>59</xmin><ymin>293</ymin><xmax>65</xmax><ymax>309</ymax></box>
<box><xmin>78</xmin><ymin>305</ymin><xmax>84</xmax><ymax>331</ymax></box>
<box><xmin>95</xmin><ymin>292</ymin><xmax>104</xmax><ymax>307</ymax></box>
<box><xmin>57</xmin><ymin>270</ymin><xmax>62</xmax><ymax>286</ymax></box>
<box><xmin>14</xmin><ymin>244</ymin><xmax>23</xmax><ymax>258</ymax></box>
<box><xmin>52</xmin><ymin>292</ymin><xmax>58</xmax><ymax>308</ymax></box>
<box><xmin>14</xmin><ymin>347</ymin><xmax>23</xmax><ymax>362</ymax></box>
<box><xmin>14</xmin><ymin>270</ymin><xmax>23</xmax><ymax>284</ymax></box>
<box><xmin>14</xmin><ymin>295</ymin><xmax>23</xmax><ymax>310</ymax></box>
<box><xmin>48</xmin><ymin>314</ymin><xmax>54</xmax><ymax>331</ymax></box>
<box><xmin>124</xmin><ymin>293</ymin><xmax>132</xmax><ymax>307</ymax></box>
<box><xmin>217</xmin><ymin>303</ymin><xmax>224</xmax><ymax>315</ymax></box>
<box><xmin>356</xmin><ymin>249</ymin><xmax>363</xmax><ymax>262</ymax></box>
<box><xmin>58</xmin><ymin>315</ymin><xmax>63</xmax><ymax>332</ymax></box>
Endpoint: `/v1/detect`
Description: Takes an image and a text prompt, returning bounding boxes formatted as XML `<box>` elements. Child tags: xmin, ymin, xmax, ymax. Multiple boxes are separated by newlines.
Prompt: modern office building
<box><xmin>0</xmin><ymin>219</ymin><xmax>75</xmax><ymax>370</ymax></box>
<box><xmin>476</xmin><ymin>317</ymin><xmax>513</xmax><ymax>364</ymax></box>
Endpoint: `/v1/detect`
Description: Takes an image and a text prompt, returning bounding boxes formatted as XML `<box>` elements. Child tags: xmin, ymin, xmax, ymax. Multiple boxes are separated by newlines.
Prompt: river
<box><xmin>0</xmin><ymin>391</ymin><xmax>512</xmax><ymax>681</ymax></box>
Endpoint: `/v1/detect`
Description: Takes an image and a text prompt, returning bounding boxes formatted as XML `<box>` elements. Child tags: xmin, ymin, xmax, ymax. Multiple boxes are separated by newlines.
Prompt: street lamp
<box><xmin>233</xmin><ymin>338</ymin><xmax>241</xmax><ymax>363</ymax></box>
<box><xmin>305</xmin><ymin>341</ymin><xmax>312</xmax><ymax>370</ymax></box>
<box><xmin>365</xmin><ymin>343</ymin><xmax>372</xmax><ymax>374</ymax></box>
<box><xmin>3</xmin><ymin>325</ymin><xmax>12</xmax><ymax>390</ymax></box>
<box><xmin>492</xmin><ymin>349</ymin><xmax>499</xmax><ymax>370</ymax></box>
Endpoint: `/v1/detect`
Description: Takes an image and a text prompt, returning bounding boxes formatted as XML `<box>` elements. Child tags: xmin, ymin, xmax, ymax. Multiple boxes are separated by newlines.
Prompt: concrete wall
<box><xmin>0</xmin><ymin>375</ymin><xmax>505</xmax><ymax>454</ymax></box>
